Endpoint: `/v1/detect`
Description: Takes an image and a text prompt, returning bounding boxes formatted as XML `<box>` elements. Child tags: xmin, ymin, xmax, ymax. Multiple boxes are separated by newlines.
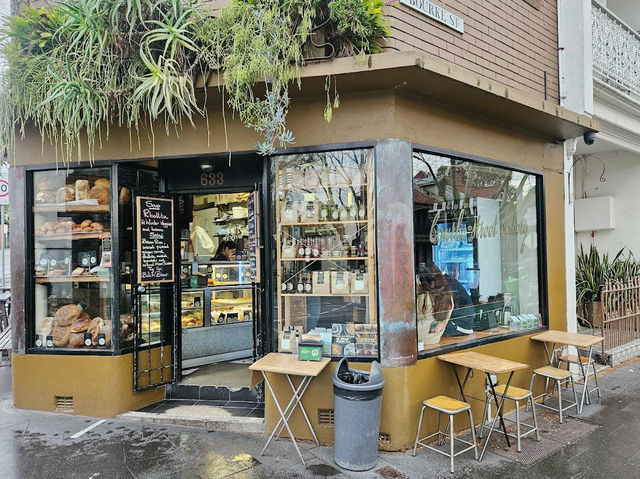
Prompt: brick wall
<box><xmin>384</xmin><ymin>0</ymin><xmax>560</xmax><ymax>103</ymax></box>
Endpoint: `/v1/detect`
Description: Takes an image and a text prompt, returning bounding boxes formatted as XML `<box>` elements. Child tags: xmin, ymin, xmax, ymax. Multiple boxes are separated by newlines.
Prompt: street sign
<box><xmin>0</xmin><ymin>165</ymin><xmax>8</xmax><ymax>205</ymax></box>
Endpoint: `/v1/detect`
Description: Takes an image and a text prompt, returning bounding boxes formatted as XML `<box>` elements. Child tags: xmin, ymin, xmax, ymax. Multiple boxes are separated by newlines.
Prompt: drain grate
<box><xmin>318</xmin><ymin>409</ymin><xmax>335</xmax><ymax>426</ymax></box>
<box><xmin>379</xmin><ymin>432</ymin><xmax>390</xmax><ymax>443</ymax></box>
<box><xmin>55</xmin><ymin>396</ymin><xmax>74</xmax><ymax>412</ymax></box>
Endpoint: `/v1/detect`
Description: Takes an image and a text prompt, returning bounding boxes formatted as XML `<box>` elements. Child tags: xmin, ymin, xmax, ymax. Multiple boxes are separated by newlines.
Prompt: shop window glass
<box><xmin>413</xmin><ymin>152</ymin><xmax>543</xmax><ymax>353</ymax></box>
<box><xmin>32</xmin><ymin>168</ymin><xmax>114</xmax><ymax>351</ymax></box>
<box><xmin>272</xmin><ymin>149</ymin><xmax>378</xmax><ymax>359</ymax></box>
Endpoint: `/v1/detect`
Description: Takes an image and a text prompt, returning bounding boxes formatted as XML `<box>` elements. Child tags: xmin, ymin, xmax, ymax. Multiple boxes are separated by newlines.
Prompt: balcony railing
<box><xmin>592</xmin><ymin>1</ymin><xmax>640</xmax><ymax>99</ymax></box>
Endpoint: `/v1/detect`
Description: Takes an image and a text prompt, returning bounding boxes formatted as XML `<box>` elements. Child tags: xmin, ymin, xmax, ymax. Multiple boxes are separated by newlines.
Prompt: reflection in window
<box><xmin>413</xmin><ymin>152</ymin><xmax>543</xmax><ymax>352</ymax></box>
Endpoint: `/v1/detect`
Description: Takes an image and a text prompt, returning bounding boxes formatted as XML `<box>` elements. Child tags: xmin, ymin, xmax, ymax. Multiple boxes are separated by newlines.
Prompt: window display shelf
<box><xmin>281</xmin><ymin>256</ymin><xmax>369</xmax><ymax>262</ymax></box>
<box><xmin>35</xmin><ymin>276</ymin><xmax>109</xmax><ymax>283</ymax></box>
<box><xmin>33</xmin><ymin>204</ymin><xmax>110</xmax><ymax>213</ymax></box>
<box><xmin>283</xmin><ymin>293</ymin><xmax>369</xmax><ymax>297</ymax></box>
<box><xmin>280</xmin><ymin>220</ymin><xmax>367</xmax><ymax>227</ymax></box>
<box><xmin>35</xmin><ymin>232</ymin><xmax>111</xmax><ymax>241</ymax></box>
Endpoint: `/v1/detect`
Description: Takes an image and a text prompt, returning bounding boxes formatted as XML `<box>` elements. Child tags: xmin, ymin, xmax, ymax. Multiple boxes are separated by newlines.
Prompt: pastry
<box><xmin>68</xmin><ymin>332</ymin><xmax>85</xmax><ymax>347</ymax></box>
<box><xmin>94</xmin><ymin>178</ymin><xmax>110</xmax><ymax>190</ymax></box>
<box><xmin>52</xmin><ymin>325</ymin><xmax>71</xmax><ymax>347</ymax></box>
<box><xmin>37</xmin><ymin>317</ymin><xmax>54</xmax><ymax>337</ymax></box>
<box><xmin>55</xmin><ymin>185</ymin><xmax>75</xmax><ymax>203</ymax></box>
<box><xmin>72</xmin><ymin>267</ymin><xmax>85</xmax><ymax>276</ymax></box>
<box><xmin>120</xmin><ymin>314</ymin><xmax>133</xmax><ymax>327</ymax></box>
<box><xmin>70</xmin><ymin>316</ymin><xmax>90</xmax><ymax>333</ymax></box>
<box><xmin>53</xmin><ymin>304</ymin><xmax>82</xmax><ymax>326</ymax></box>
<box><xmin>80</xmin><ymin>219</ymin><xmax>92</xmax><ymax>228</ymax></box>
<box><xmin>89</xmin><ymin>185</ymin><xmax>109</xmax><ymax>205</ymax></box>
<box><xmin>75</xmin><ymin>179</ymin><xmax>90</xmax><ymax>201</ymax></box>
<box><xmin>91</xmin><ymin>222</ymin><xmax>104</xmax><ymax>232</ymax></box>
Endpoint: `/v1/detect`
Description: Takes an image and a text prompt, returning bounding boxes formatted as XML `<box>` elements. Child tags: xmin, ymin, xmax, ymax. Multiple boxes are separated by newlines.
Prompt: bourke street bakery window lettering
<box><xmin>412</xmin><ymin>152</ymin><xmax>543</xmax><ymax>353</ymax></box>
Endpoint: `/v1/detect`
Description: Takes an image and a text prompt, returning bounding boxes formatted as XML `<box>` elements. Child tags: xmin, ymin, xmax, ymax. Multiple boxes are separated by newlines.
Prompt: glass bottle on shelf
<box><xmin>296</xmin><ymin>238</ymin><xmax>305</xmax><ymax>258</ymax></box>
<box><xmin>286</xmin><ymin>266</ymin><xmax>295</xmax><ymax>293</ymax></box>
<box><xmin>304</xmin><ymin>271</ymin><xmax>313</xmax><ymax>294</ymax></box>
<box><xmin>339</xmin><ymin>205</ymin><xmax>349</xmax><ymax>221</ymax></box>
<box><xmin>330</xmin><ymin>203</ymin><xmax>340</xmax><ymax>222</ymax></box>
<box><xmin>296</xmin><ymin>268</ymin><xmax>304</xmax><ymax>293</ymax></box>
<box><xmin>304</xmin><ymin>237</ymin><xmax>312</xmax><ymax>259</ymax></box>
<box><xmin>358</xmin><ymin>198</ymin><xmax>367</xmax><ymax>220</ymax></box>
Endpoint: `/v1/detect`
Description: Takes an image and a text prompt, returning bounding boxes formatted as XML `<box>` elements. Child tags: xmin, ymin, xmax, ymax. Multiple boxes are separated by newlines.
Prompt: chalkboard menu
<box><xmin>136</xmin><ymin>196</ymin><xmax>175</xmax><ymax>284</ymax></box>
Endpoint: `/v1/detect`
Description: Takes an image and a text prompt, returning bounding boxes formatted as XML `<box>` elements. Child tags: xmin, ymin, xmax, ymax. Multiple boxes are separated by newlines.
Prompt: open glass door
<box><xmin>131</xmin><ymin>193</ymin><xmax>178</xmax><ymax>392</ymax></box>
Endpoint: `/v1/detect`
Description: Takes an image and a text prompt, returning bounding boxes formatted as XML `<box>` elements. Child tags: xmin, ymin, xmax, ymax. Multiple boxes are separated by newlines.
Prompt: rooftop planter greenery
<box><xmin>0</xmin><ymin>0</ymin><xmax>393</xmax><ymax>163</ymax></box>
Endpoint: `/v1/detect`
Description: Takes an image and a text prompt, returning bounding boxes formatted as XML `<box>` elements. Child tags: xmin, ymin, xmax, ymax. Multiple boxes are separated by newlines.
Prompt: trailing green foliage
<box><xmin>575</xmin><ymin>244</ymin><xmax>640</xmax><ymax>305</ymax></box>
<box><xmin>0</xmin><ymin>0</ymin><xmax>393</xmax><ymax>163</ymax></box>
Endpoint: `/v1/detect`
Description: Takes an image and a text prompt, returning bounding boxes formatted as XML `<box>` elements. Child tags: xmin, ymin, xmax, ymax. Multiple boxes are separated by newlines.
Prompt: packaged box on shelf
<box><xmin>331</xmin><ymin>271</ymin><xmax>351</xmax><ymax>295</ymax></box>
<box><xmin>351</xmin><ymin>271</ymin><xmax>368</xmax><ymax>294</ymax></box>
<box><xmin>312</xmin><ymin>271</ymin><xmax>331</xmax><ymax>294</ymax></box>
<box><xmin>307</xmin><ymin>328</ymin><xmax>332</xmax><ymax>356</ymax></box>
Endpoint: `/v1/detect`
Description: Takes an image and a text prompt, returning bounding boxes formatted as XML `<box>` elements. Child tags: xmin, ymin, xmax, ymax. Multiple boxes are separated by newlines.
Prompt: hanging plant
<box><xmin>0</xmin><ymin>0</ymin><xmax>393</xmax><ymax>163</ymax></box>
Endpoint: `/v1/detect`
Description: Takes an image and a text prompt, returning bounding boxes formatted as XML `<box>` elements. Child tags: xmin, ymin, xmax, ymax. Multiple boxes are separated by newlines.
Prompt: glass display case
<box><xmin>211</xmin><ymin>287</ymin><xmax>253</xmax><ymax>325</ymax></box>
<box><xmin>32</xmin><ymin>167</ymin><xmax>115</xmax><ymax>350</ymax></box>
<box><xmin>181</xmin><ymin>290</ymin><xmax>205</xmax><ymax>328</ymax></box>
<box><xmin>272</xmin><ymin>149</ymin><xmax>378</xmax><ymax>358</ymax></box>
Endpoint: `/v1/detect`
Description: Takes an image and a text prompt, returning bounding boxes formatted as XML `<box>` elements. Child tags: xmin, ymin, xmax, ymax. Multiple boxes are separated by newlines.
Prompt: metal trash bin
<box><xmin>332</xmin><ymin>358</ymin><xmax>385</xmax><ymax>471</ymax></box>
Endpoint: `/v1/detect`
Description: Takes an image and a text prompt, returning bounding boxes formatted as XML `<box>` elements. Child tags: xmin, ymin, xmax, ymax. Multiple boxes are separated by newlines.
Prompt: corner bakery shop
<box><xmin>9</xmin><ymin>52</ymin><xmax>598</xmax><ymax>450</ymax></box>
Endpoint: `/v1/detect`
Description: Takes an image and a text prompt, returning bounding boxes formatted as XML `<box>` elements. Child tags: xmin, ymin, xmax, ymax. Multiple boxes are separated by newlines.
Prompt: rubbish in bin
<box><xmin>332</xmin><ymin>358</ymin><xmax>385</xmax><ymax>471</ymax></box>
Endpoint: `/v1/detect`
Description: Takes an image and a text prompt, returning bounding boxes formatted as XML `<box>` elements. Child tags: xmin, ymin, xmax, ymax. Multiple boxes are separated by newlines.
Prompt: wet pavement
<box><xmin>1</xmin><ymin>360</ymin><xmax>640</xmax><ymax>478</ymax></box>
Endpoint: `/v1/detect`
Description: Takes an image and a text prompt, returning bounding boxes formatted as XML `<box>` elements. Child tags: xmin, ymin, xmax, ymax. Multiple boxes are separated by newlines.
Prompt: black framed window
<box><xmin>413</xmin><ymin>150</ymin><xmax>545</xmax><ymax>354</ymax></box>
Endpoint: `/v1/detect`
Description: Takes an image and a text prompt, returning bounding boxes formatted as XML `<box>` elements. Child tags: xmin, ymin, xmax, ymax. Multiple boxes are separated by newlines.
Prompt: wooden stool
<box><xmin>413</xmin><ymin>396</ymin><xmax>478</xmax><ymax>473</ymax></box>
<box><xmin>529</xmin><ymin>366</ymin><xmax>578</xmax><ymax>423</ymax></box>
<box><xmin>479</xmin><ymin>385</ymin><xmax>540</xmax><ymax>452</ymax></box>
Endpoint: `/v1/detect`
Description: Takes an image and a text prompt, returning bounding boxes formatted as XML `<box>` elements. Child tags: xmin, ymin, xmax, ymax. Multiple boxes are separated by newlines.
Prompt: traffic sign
<box><xmin>0</xmin><ymin>166</ymin><xmax>7</xmax><ymax>205</ymax></box>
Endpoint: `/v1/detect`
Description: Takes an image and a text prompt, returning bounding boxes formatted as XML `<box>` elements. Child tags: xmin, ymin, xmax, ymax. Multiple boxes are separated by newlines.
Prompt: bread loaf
<box><xmin>89</xmin><ymin>185</ymin><xmax>109</xmax><ymax>205</ymax></box>
<box><xmin>54</xmin><ymin>304</ymin><xmax>82</xmax><ymax>326</ymax></box>
<box><xmin>75</xmin><ymin>179</ymin><xmax>90</xmax><ymax>201</ymax></box>
<box><xmin>70</xmin><ymin>316</ymin><xmax>90</xmax><ymax>333</ymax></box>
<box><xmin>68</xmin><ymin>332</ymin><xmax>85</xmax><ymax>348</ymax></box>
<box><xmin>52</xmin><ymin>325</ymin><xmax>71</xmax><ymax>347</ymax></box>
<box><xmin>94</xmin><ymin>178</ymin><xmax>110</xmax><ymax>190</ymax></box>
<box><xmin>88</xmin><ymin>317</ymin><xmax>104</xmax><ymax>342</ymax></box>
<box><xmin>56</xmin><ymin>186</ymin><xmax>75</xmax><ymax>203</ymax></box>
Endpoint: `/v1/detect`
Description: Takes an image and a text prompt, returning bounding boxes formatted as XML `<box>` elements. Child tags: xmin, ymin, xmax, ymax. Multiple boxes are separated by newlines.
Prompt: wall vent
<box><xmin>318</xmin><ymin>409</ymin><xmax>335</xmax><ymax>426</ymax></box>
<box><xmin>55</xmin><ymin>396</ymin><xmax>74</xmax><ymax>413</ymax></box>
<box><xmin>379</xmin><ymin>432</ymin><xmax>390</xmax><ymax>444</ymax></box>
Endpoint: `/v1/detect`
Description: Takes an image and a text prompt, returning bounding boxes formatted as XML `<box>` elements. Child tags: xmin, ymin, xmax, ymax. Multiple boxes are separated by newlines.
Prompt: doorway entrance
<box><xmin>176</xmin><ymin>190</ymin><xmax>261</xmax><ymax>390</ymax></box>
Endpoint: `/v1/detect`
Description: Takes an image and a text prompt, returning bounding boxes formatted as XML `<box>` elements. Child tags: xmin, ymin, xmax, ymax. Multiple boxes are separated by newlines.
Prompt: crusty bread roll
<box><xmin>88</xmin><ymin>317</ymin><xmax>104</xmax><ymax>342</ymax></box>
<box><xmin>119</xmin><ymin>187</ymin><xmax>131</xmax><ymax>206</ymax></box>
<box><xmin>89</xmin><ymin>185</ymin><xmax>109</xmax><ymax>205</ymax></box>
<box><xmin>75</xmin><ymin>179</ymin><xmax>90</xmax><ymax>201</ymax></box>
<box><xmin>52</xmin><ymin>325</ymin><xmax>71</xmax><ymax>347</ymax></box>
<box><xmin>54</xmin><ymin>304</ymin><xmax>82</xmax><ymax>326</ymax></box>
<box><xmin>80</xmin><ymin>219</ymin><xmax>92</xmax><ymax>228</ymax></box>
<box><xmin>68</xmin><ymin>332</ymin><xmax>85</xmax><ymax>348</ymax></box>
<box><xmin>35</xmin><ymin>191</ymin><xmax>55</xmax><ymax>204</ymax></box>
<box><xmin>94</xmin><ymin>178</ymin><xmax>110</xmax><ymax>190</ymax></box>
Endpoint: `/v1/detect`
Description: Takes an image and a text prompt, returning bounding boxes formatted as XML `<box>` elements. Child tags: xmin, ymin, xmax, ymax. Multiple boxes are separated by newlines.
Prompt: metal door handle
<box><xmin>137</xmin><ymin>285</ymin><xmax>146</xmax><ymax>293</ymax></box>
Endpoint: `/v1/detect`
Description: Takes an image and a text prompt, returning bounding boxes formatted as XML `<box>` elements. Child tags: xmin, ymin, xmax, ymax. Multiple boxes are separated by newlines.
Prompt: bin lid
<box><xmin>332</xmin><ymin>358</ymin><xmax>385</xmax><ymax>391</ymax></box>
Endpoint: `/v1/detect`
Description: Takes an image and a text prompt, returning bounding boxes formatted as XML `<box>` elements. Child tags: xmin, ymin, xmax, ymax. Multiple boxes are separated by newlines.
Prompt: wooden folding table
<box><xmin>250</xmin><ymin>353</ymin><xmax>331</xmax><ymax>465</ymax></box>
<box><xmin>531</xmin><ymin>330</ymin><xmax>604</xmax><ymax>413</ymax></box>
<box><xmin>438</xmin><ymin>351</ymin><xmax>528</xmax><ymax>460</ymax></box>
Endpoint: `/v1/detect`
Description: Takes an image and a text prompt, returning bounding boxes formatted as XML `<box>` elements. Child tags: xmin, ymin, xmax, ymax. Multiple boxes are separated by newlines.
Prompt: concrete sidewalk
<box><xmin>1</xmin><ymin>359</ymin><xmax>639</xmax><ymax>478</ymax></box>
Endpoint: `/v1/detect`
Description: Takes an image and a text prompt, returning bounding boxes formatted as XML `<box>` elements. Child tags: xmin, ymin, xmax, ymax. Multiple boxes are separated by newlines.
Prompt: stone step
<box><xmin>118</xmin><ymin>399</ymin><xmax>266</xmax><ymax>434</ymax></box>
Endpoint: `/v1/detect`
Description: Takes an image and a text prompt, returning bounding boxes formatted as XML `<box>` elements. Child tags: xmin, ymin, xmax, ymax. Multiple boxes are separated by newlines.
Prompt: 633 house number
<box><xmin>200</xmin><ymin>172</ymin><xmax>224</xmax><ymax>186</ymax></box>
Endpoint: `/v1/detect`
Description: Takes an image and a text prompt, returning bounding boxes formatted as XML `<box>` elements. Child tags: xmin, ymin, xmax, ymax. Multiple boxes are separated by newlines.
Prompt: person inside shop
<box><xmin>212</xmin><ymin>240</ymin><xmax>237</xmax><ymax>261</ymax></box>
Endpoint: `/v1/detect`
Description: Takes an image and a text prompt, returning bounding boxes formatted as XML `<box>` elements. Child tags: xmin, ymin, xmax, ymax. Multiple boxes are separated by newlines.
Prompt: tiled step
<box><xmin>118</xmin><ymin>399</ymin><xmax>265</xmax><ymax>434</ymax></box>
<box><xmin>167</xmin><ymin>383</ymin><xmax>261</xmax><ymax>402</ymax></box>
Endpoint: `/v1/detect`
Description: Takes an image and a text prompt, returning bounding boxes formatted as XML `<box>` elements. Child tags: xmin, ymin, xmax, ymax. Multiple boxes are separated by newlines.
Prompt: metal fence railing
<box><xmin>601</xmin><ymin>277</ymin><xmax>640</xmax><ymax>353</ymax></box>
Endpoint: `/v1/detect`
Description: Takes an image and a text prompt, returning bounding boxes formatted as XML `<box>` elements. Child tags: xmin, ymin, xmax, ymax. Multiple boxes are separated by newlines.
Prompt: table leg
<box><xmin>260</xmin><ymin>372</ymin><xmax>306</xmax><ymax>465</ymax></box>
<box><xmin>274</xmin><ymin>375</ymin><xmax>319</xmax><ymax>445</ymax></box>
<box><xmin>442</xmin><ymin>366</ymin><xmax>473</xmax><ymax>440</ymax></box>
<box><xmin>480</xmin><ymin>371</ymin><xmax>514</xmax><ymax>461</ymax></box>
<box><xmin>272</xmin><ymin>376</ymin><xmax>313</xmax><ymax>441</ymax></box>
<box><xmin>577</xmin><ymin>346</ymin><xmax>594</xmax><ymax>414</ymax></box>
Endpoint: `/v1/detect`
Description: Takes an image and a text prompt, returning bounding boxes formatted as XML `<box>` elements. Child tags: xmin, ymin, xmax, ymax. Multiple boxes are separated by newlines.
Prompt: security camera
<box><xmin>583</xmin><ymin>131</ymin><xmax>596</xmax><ymax>145</ymax></box>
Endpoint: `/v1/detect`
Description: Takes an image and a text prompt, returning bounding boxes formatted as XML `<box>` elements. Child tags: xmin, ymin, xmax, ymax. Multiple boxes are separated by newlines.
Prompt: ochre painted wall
<box><xmin>12</xmin><ymin>349</ymin><xmax>167</xmax><ymax>417</ymax></box>
<box><xmin>13</xmin><ymin>87</ymin><xmax>567</xmax><ymax>447</ymax></box>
